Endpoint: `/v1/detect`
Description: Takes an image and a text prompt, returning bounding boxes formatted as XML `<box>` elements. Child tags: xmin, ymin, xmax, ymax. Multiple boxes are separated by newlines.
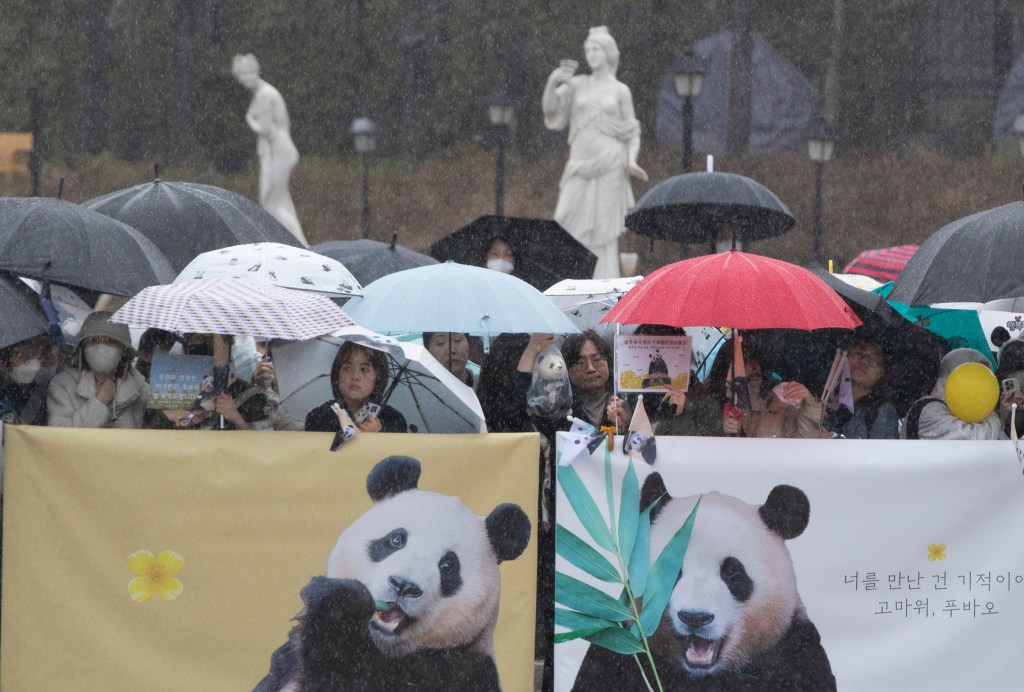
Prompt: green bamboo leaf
<box><xmin>618</xmin><ymin>460</ymin><xmax>640</xmax><ymax>563</ymax></box>
<box><xmin>584</xmin><ymin>625</ymin><xmax>645</xmax><ymax>655</ymax></box>
<box><xmin>555</xmin><ymin>607</ymin><xmax>613</xmax><ymax>632</ymax></box>
<box><xmin>555</xmin><ymin>572</ymin><xmax>633</xmax><ymax>622</ymax></box>
<box><xmin>558</xmin><ymin>464</ymin><xmax>614</xmax><ymax>551</ymax></box>
<box><xmin>555</xmin><ymin>525</ymin><xmax>621</xmax><ymax>583</ymax></box>
<box><xmin>640</xmin><ymin>497</ymin><xmax>701</xmax><ymax>636</ymax></box>
<box><xmin>554</xmin><ymin>627</ymin><xmax>610</xmax><ymax>644</ymax></box>
<box><xmin>627</xmin><ymin>505</ymin><xmax>653</xmax><ymax>597</ymax></box>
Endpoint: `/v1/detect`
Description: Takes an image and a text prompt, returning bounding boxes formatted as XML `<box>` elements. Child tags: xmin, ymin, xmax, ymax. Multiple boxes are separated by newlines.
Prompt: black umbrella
<box><xmin>0</xmin><ymin>197</ymin><xmax>175</xmax><ymax>296</ymax></box>
<box><xmin>0</xmin><ymin>271</ymin><xmax>50</xmax><ymax>350</ymax></box>
<box><xmin>429</xmin><ymin>215</ymin><xmax>597</xmax><ymax>291</ymax></box>
<box><xmin>809</xmin><ymin>267</ymin><xmax>949</xmax><ymax>415</ymax></box>
<box><xmin>625</xmin><ymin>171</ymin><xmax>795</xmax><ymax>245</ymax></box>
<box><xmin>888</xmin><ymin>201</ymin><xmax>1024</xmax><ymax>305</ymax></box>
<box><xmin>312</xmin><ymin>234</ymin><xmax>437</xmax><ymax>287</ymax></box>
<box><xmin>83</xmin><ymin>178</ymin><xmax>302</xmax><ymax>273</ymax></box>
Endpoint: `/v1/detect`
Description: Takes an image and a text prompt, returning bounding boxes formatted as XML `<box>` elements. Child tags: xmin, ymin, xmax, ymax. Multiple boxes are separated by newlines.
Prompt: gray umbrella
<box><xmin>83</xmin><ymin>179</ymin><xmax>302</xmax><ymax>273</ymax></box>
<box><xmin>0</xmin><ymin>197</ymin><xmax>175</xmax><ymax>296</ymax></box>
<box><xmin>888</xmin><ymin>201</ymin><xmax>1024</xmax><ymax>305</ymax></box>
<box><xmin>0</xmin><ymin>272</ymin><xmax>50</xmax><ymax>350</ymax></box>
<box><xmin>312</xmin><ymin>234</ymin><xmax>437</xmax><ymax>287</ymax></box>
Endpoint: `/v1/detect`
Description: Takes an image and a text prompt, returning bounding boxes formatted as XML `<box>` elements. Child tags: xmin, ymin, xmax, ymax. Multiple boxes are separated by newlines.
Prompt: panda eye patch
<box><xmin>720</xmin><ymin>556</ymin><xmax>753</xmax><ymax>602</ymax></box>
<box><xmin>367</xmin><ymin>528</ymin><xmax>408</xmax><ymax>562</ymax></box>
<box><xmin>438</xmin><ymin>550</ymin><xmax>463</xmax><ymax>597</ymax></box>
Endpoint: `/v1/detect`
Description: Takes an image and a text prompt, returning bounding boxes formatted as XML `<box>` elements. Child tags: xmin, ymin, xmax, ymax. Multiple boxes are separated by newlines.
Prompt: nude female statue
<box><xmin>232</xmin><ymin>54</ymin><xmax>308</xmax><ymax>247</ymax></box>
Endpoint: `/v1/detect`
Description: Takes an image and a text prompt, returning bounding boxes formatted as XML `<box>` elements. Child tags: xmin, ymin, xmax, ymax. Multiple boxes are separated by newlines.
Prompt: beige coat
<box><xmin>47</xmin><ymin>367</ymin><xmax>150</xmax><ymax>429</ymax></box>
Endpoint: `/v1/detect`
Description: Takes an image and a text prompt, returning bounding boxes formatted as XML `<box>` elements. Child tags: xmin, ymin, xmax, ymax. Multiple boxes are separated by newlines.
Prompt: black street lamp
<box><xmin>673</xmin><ymin>50</ymin><xmax>706</xmax><ymax>174</ymax></box>
<box><xmin>807</xmin><ymin>118</ymin><xmax>836</xmax><ymax>264</ymax></box>
<box><xmin>350</xmin><ymin>116</ymin><xmax>377</xmax><ymax>240</ymax></box>
<box><xmin>488</xmin><ymin>88</ymin><xmax>515</xmax><ymax>217</ymax></box>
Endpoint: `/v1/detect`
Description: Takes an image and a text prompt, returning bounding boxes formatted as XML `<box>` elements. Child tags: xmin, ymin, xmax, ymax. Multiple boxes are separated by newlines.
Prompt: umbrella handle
<box><xmin>480</xmin><ymin>315</ymin><xmax>491</xmax><ymax>354</ymax></box>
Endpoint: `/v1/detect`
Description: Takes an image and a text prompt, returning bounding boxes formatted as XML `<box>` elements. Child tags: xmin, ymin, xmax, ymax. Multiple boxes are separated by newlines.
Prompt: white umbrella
<box><xmin>111</xmin><ymin>278</ymin><xmax>354</xmax><ymax>341</ymax></box>
<box><xmin>274</xmin><ymin>326</ymin><xmax>485</xmax><ymax>434</ymax></box>
<box><xmin>175</xmin><ymin>242</ymin><xmax>362</xmax><ymax>297</ymax></box>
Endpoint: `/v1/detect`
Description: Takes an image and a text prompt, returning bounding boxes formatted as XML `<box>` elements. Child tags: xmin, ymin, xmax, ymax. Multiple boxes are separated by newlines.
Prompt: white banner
<box><xmin>554</xmin><ymin>435</ymin><xmax>1024</xmax><ymax>691</ymax></box>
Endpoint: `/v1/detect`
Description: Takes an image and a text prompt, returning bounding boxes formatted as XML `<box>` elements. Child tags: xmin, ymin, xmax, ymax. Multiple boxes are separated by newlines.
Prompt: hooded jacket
<box><xmin>909</xmin><ymin>348</ymin><xmax>1005</xmax><ymax>441</ymax></box>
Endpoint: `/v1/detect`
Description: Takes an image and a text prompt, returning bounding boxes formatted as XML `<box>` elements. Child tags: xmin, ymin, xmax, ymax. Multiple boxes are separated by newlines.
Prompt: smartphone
<box><xmin>1002</xmin><ymin>378</ymin><xmax>1020</xmax><ymax>395</ymax></box>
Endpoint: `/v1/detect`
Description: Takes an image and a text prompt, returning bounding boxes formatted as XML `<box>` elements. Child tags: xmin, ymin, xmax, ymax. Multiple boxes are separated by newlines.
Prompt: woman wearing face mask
<box><xmin>484</xmin><ymin>238</ymin><xmax>516</xmax><ymax>274</ymax></box>
<box><xmin>0</xmin><ymin>334</ymin><xmax>54</xmax><ymax>426</ymax></box>
<box><xmin>47</xmin><ymin>311</ymin><xmax>150</xmax><ymax>429</ymax></box>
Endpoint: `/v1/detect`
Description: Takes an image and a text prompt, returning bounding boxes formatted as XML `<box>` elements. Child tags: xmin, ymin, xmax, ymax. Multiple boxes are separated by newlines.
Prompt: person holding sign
<box><xmin>903</xmin><ymin>348</ymin><xmax>1004</xmax><ymax>440</ymax></box>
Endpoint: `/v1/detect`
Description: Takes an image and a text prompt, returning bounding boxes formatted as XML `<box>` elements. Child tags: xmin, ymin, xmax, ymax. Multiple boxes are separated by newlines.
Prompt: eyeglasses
<box><xmin>572</xmin><ymin>355</ymin><xmax>607</xmax><ymax>369</ymax></box>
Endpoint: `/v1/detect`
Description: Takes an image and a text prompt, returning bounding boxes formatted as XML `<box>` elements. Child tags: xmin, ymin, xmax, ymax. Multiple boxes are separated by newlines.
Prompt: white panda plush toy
<box><xmin>255</xmin><ymin>455</ymin><xmax>532</xmax><ymax>692</ymax></box>
<box><xmin>571</xmin><ymin>473</ymin><xmax>836</xmax><ymax>691</ymax></box>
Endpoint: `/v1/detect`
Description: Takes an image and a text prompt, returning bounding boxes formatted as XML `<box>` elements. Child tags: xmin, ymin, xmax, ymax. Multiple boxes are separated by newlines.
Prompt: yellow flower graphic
<box><xmin>128</xmin><ymin>550</ymin><xmax>184</xmax><ymax>603</ymax></box>
<box><xmin>927</xmin><ymin>543</ymin><xmax>947</xmax><ymax>562</ymax></box>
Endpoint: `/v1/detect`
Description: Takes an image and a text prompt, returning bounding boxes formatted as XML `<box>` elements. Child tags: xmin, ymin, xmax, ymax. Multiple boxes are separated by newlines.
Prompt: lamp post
<box><xmin>350</xmin><ymin>116</ymin><xmax>377</xmax><ymax>239</ymax></box>
<box><xmin>1013</xmin><ymin>114</ymin><xmax>1024</xmax><ymax>188</ymax></box>
<box><xmin>673</xmin><ymin>50</ymin><xmax>706</xmax><ymax>173</ymax></box>
<box><xmin>488</xmin><ymin>88</ymin><xmax>515</xmax><ymax>216</ymax></box>
<box><xmin>807</xmin><ymin>118</ymin><xmax>835</xmax><ymax>265</ymax></box>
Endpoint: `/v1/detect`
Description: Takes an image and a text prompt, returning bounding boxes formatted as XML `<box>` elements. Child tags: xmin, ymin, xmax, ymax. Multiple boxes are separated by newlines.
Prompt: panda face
<box><xmin>326</xmin><ymin>490</ymin><xmax>501</xmax><ymax>656</ymax></box>
<box><xmin>648</xmin><ymin>491</ymin><xmax>800</xmax><ymax>678</ymax></box>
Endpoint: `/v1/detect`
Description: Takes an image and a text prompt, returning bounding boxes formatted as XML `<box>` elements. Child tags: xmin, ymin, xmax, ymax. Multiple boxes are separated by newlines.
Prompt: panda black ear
<box><xmin>758</xmin><ymin>485</ymin><xmax>810</xmax><ymax>540</ymax></box>
<box><xmin>366</xmin><ymin>456</ymin><xmax>421</xmax><ymax>502</ymax></box>
<box><xmin>640</xmin><ymin>473</ymin><xmax>671</xmax><ymax>522</ymax></box>
<box><xmin>486</xmin><ymin>503</ymin><xmax>531</xmax><ymax>563</ymax></box>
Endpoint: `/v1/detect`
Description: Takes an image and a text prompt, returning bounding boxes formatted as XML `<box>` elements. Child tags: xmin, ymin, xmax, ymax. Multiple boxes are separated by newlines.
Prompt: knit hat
<box><xmin>77</xmin><ymin>311</ymin><xmax>132</xmax><ymax>349</ymax></box>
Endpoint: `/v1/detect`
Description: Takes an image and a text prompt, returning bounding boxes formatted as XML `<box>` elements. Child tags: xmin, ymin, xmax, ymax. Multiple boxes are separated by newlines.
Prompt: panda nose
<box><xmin>677</xmin><ymin>610</ymin><xmax>715</xmax><ymax>630</ymax></box>
<box><xmin>388</xmin><ymin>575</ymin><xmax>423</xmax><ymax>599</ymax></box>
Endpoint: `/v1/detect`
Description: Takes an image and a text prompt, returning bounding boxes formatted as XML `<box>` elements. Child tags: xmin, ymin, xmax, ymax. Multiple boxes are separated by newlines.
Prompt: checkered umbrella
<box><xmin>110</xmin><ymin>278</ymin><xmax>354</xmax><ymax>341</ymax></box>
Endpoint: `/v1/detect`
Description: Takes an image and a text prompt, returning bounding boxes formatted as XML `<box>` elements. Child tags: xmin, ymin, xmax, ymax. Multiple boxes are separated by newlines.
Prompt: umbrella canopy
<box><xmin>0</xmin><ymin>197</ymin><xmax>175</xmax><ymax>296</ymax></box>
<box><xmin>430</xmin><ymin>215</ymin><xmax>597</xmax><ymax>291</ymax></box>
<box><xmin>0</xmin><ymin>272</ymin><xmax>50</xmax><ymax>350</ymax></box>
<box><xmin>603</xmin><ymin>250</ymin><xmax>861</xmax><ymax>330</ymax></box>
<box><xmin>543</xmin><ymin>276</ymin><xmax>643</xmax><ymax>336</ymax></box>
<box><xmin>110</xmin><ymin>278</ymin><xmax>354</xmax><ymax>341</ymax></box>
<box><xmin>842</xmin><ymin>244</ymin><xmax>918</xmax><ymax>283</ymax></box>
<box><xmin>625</xmin><ymin>172</ymin><xmax>795</xmax><ymax>244</ymax></box>
<box><xmin>175</xmin><ymin>243</ymin><xmax>362</xmax><ymax>297</ymax></box>
<box><xmin>342</xmin><ymin>261</ymin><xmax>580</xmax><ymax>342</ymax></box>
<box><xmin>311</xmin><ymin>235</ymin><xmax>437</xmax><ymax>287</ymax></box>
<box><xmin>274</xmin><ymin>326</ymin><xmax>485</xmax><ymax>434</ymax></box>
<box><xmin>83</xmin><ymin>180</ymin><xmax>302</xmax><ymax>273</ymax></box>
<box><xmin>888</xmin><ymin>202</ymin><xmax>1024</xmax><ymax>305</ymax></box>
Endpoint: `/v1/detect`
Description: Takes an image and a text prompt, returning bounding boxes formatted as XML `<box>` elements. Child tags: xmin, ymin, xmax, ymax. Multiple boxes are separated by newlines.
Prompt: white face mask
<box><xmin>486</xmin><ymin>258</ymin><xmax>514</xmax><ymax>274</ymax></box>
<box><xmin>84</xmin><ymin>344</ymin><xmax>123</xmax><ymax>373</ymax></box>
<box><xmin>9</xmin><ymin>358</ymin><xmax>41</xmax><ymax>385</ymax></box>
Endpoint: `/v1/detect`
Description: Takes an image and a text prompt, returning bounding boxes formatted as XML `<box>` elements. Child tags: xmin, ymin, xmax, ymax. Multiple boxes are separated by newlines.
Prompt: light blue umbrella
<box><xmin>342</xmin><ymin>261</ymin><xmax>580</xmax><ymax>350</ymax></box>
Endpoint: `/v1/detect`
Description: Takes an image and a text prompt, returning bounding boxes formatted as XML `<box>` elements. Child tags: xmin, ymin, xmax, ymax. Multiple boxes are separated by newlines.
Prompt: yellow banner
<box><xmin>2</xmin><ymin>427</ymin><xmax>539</xmax><ymax>691</ymax></box>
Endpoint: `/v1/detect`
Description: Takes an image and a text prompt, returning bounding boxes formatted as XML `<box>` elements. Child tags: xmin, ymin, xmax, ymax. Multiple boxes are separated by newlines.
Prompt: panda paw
<box><xmin>301</xmin><ymin>577</ymin><xmax>375</xmax><ymax>629</ymax></box>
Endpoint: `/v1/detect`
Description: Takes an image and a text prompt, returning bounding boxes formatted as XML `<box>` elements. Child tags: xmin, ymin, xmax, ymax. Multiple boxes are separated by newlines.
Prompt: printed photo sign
<box><xmin>1</xmin><ymin>427</ymin><xmax>539</xmax><ymax>691</ymax></box>
<box><xmin>554</xmin><ymin>435</ymin><xmax>1024</xmax><ymax>691</ymax></box>
<box><xmin>614</xmin><ymin>334</ymin><xmax>691</xmax><ymax>393</ymax></box>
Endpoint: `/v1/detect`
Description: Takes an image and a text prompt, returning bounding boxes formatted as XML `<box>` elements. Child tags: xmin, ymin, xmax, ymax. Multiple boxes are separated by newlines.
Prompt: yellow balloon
<box><xmin>944</xmin><ymin>362</ymin><xmax>999</xmax><ymax>424</ymax></box>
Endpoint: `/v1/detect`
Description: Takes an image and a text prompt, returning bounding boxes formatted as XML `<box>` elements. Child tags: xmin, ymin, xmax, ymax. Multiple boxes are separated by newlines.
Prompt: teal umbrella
<box><xmin>873</xmin><ymin>280</ymin><xmax>993</xmax><ymax>365</ymax></box>
<box><xmin>885</xmin><ymin>301</ymin><xmax>994</xmax><ymax>367</ymax></box>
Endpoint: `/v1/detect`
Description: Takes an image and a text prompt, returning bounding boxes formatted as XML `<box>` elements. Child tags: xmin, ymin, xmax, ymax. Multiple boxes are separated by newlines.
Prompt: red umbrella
<box><xmin>601</xmin><ymin>250</ymin><xmax>862</xmax><ymax>330</ymax></box>
<box><xmin>843</xmin><ymin>244</ymin><xmax>918</xmax><ymax>283</ymax></box>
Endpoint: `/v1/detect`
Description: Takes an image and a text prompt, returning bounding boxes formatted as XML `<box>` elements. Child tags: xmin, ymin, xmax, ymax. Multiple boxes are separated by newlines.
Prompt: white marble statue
<box><xmin>232</xmin><ymin>54</ymin><xmax>308</xmax><ymax>247</ymax></box>
<box><xmin>542</xmin><ymin>26</ymin><xmax>647</xmax><ymax>279</ymax></box>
